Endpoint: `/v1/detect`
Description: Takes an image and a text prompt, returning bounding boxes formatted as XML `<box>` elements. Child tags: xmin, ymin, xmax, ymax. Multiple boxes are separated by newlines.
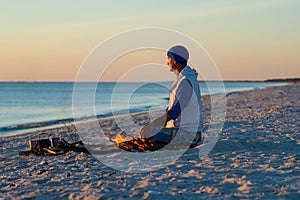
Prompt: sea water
<box><xmin>0</xmin><ymin>81</ymin><xmax>285</xmax><ymax>136</ymax></box>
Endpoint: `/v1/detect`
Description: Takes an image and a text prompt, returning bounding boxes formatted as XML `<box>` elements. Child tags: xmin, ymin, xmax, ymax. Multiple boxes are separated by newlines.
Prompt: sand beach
<box><xmin>0</xmin><ymin>83</ymin><xmax>299</xmax><ymax>199</ymax></box>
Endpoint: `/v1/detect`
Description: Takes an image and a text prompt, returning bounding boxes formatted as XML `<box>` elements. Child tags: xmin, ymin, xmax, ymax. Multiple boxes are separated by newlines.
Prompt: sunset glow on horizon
<box><xmin>0</xmin><ymin>0</ymin><xmax>299</xmax><ymax>82</ymax></box>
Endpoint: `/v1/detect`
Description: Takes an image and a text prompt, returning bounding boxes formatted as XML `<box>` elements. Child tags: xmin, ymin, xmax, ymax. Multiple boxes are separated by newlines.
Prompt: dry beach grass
<box><xmin>0</xmin><ymin>84</ymin><xmax>299</xmax><ymax>199</ymax></box>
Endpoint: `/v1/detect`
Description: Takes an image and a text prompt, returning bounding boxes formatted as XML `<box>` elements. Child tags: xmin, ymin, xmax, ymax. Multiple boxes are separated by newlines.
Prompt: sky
<box><xmin>0</xmin><ymin>0</ymin><xmax>299</xmax><ymax>81</ymax></box>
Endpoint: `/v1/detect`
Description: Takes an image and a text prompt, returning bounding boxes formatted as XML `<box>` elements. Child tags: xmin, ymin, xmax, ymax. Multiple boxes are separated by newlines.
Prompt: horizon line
<box><xmin>1</xmin><ymin>78</ymin><xmax>299</xmax><ymax>83</ymax></box>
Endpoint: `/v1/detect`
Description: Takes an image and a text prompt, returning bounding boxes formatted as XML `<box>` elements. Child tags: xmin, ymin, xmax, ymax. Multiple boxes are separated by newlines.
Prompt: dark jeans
<box><xmin>153</xmin><ymin>127</ymin><xmax>202</xmax><ymax>147</ymax></box>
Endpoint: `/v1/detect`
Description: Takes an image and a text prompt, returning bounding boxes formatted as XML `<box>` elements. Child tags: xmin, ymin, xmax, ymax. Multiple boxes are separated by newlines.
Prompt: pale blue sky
<box><xmin>0</xmin><ymin>0</ymin><xmax>299</xmax><ymax>81</ymax></box>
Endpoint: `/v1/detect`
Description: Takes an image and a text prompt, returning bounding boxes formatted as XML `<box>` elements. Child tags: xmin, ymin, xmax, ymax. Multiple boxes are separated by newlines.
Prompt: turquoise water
<box><xmin>0</xmin><ymin>82</ymin><xmax>285</xmax><ymax>135</ymax></box>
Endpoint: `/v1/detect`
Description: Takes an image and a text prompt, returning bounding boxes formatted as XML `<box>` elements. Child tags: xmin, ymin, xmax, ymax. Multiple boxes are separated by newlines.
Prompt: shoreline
<box><xmin>1</xmin><ymin>83</ymin><xmax>292</xmax><ymax>139</ymax></box>
<box><xmin>0</xmin><ymin>83</ymin><xmax>299</xmax><ymax>199</ymax></box>
<box><xmin>0</xmin><ymin>82</ymin><xmax>288</xmax><ymax>138</ymax></box>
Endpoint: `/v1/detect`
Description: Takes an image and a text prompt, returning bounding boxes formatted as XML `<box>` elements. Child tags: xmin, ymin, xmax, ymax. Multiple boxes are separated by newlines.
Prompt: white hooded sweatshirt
<box><xmin>166</xmin><ymin>66</ymin><xmax>203</xmax><ymax>133</ymax></box>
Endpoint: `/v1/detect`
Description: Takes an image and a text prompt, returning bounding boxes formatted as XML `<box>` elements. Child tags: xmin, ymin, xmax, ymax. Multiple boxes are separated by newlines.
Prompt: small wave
<box><xmin>0</xmin><ymin>117</ymin><xmax>76</xmax><ymax>133</ymax></box>
<box><xmin>0</xmin><ymin>106</ymin><xmax>162</xmax><ymax>136</ymax></box>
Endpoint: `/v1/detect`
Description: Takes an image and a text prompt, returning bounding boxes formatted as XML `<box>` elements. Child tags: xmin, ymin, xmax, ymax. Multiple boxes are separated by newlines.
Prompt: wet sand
<box><xmin>0</xmin><ymin>84</ymin><xmax>299</xmax><ymax>199</ymax></box>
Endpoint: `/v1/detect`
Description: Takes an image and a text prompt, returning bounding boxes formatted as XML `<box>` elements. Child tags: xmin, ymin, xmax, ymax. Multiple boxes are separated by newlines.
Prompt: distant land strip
<box><xmin>264</xmin><ymin>78</ymin><xmax>300</xmax><ymax>83</ymax></box>
<box><xmin>201</xmin><ymin>78</ymin><xmax>300</xmax><ymax>83</ymax></box>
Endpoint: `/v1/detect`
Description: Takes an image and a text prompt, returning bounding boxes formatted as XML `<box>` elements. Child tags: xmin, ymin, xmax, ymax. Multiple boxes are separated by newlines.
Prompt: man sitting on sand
<box><xmin>140</xmin><ymin>45</ymin><xmax>203</xmax><ymax>147</ymax></box>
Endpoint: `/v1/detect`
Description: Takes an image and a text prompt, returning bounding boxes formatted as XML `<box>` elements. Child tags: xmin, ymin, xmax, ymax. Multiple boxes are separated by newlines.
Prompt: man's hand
<box><xmin>140</xmin><ymin>124</ymin><xmax>155</xmax><ymax>139</ymax></box>
<box><xmin>140</xmin><ymin>112</ymin><xmax>172</xmax><ymax>139</ymax></box>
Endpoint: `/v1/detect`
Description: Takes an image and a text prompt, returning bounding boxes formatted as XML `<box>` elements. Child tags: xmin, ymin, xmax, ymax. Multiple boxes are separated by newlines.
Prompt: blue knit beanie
<box><xmin>167</xmin><ymin>45</ymin><xmax>189</xmax><ymax>65</ymax></box>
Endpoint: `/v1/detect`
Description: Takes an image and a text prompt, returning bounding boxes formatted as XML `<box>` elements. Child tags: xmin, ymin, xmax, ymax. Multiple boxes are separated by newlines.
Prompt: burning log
<box><xmin>112</xmin><ymin>133</ymin><xmax>166</xmax><ymax>152</ymax></box>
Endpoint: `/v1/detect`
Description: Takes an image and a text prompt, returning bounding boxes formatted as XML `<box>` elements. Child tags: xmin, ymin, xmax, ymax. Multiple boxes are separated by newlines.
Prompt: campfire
<box><xmin>112</xmin><ymin>133</ymin><xmax>132</xmax><ymax>144</ymax></box>
<box><xmin>111</xmin><ymin>133</ymin><xmax>164</xmax><ymax>152</ymax></box>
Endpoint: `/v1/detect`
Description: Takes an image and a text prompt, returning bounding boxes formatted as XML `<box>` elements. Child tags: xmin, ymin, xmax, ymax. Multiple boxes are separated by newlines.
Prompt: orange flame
<box><xmin>112</xmin><ymin>133</ymin><xmax>131</xmax><ymax>144</ymax></box>
<box><xmin>112</xmin><ymin>133</ymin><xmax>159</xmax><ymax>152</ymax></box>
